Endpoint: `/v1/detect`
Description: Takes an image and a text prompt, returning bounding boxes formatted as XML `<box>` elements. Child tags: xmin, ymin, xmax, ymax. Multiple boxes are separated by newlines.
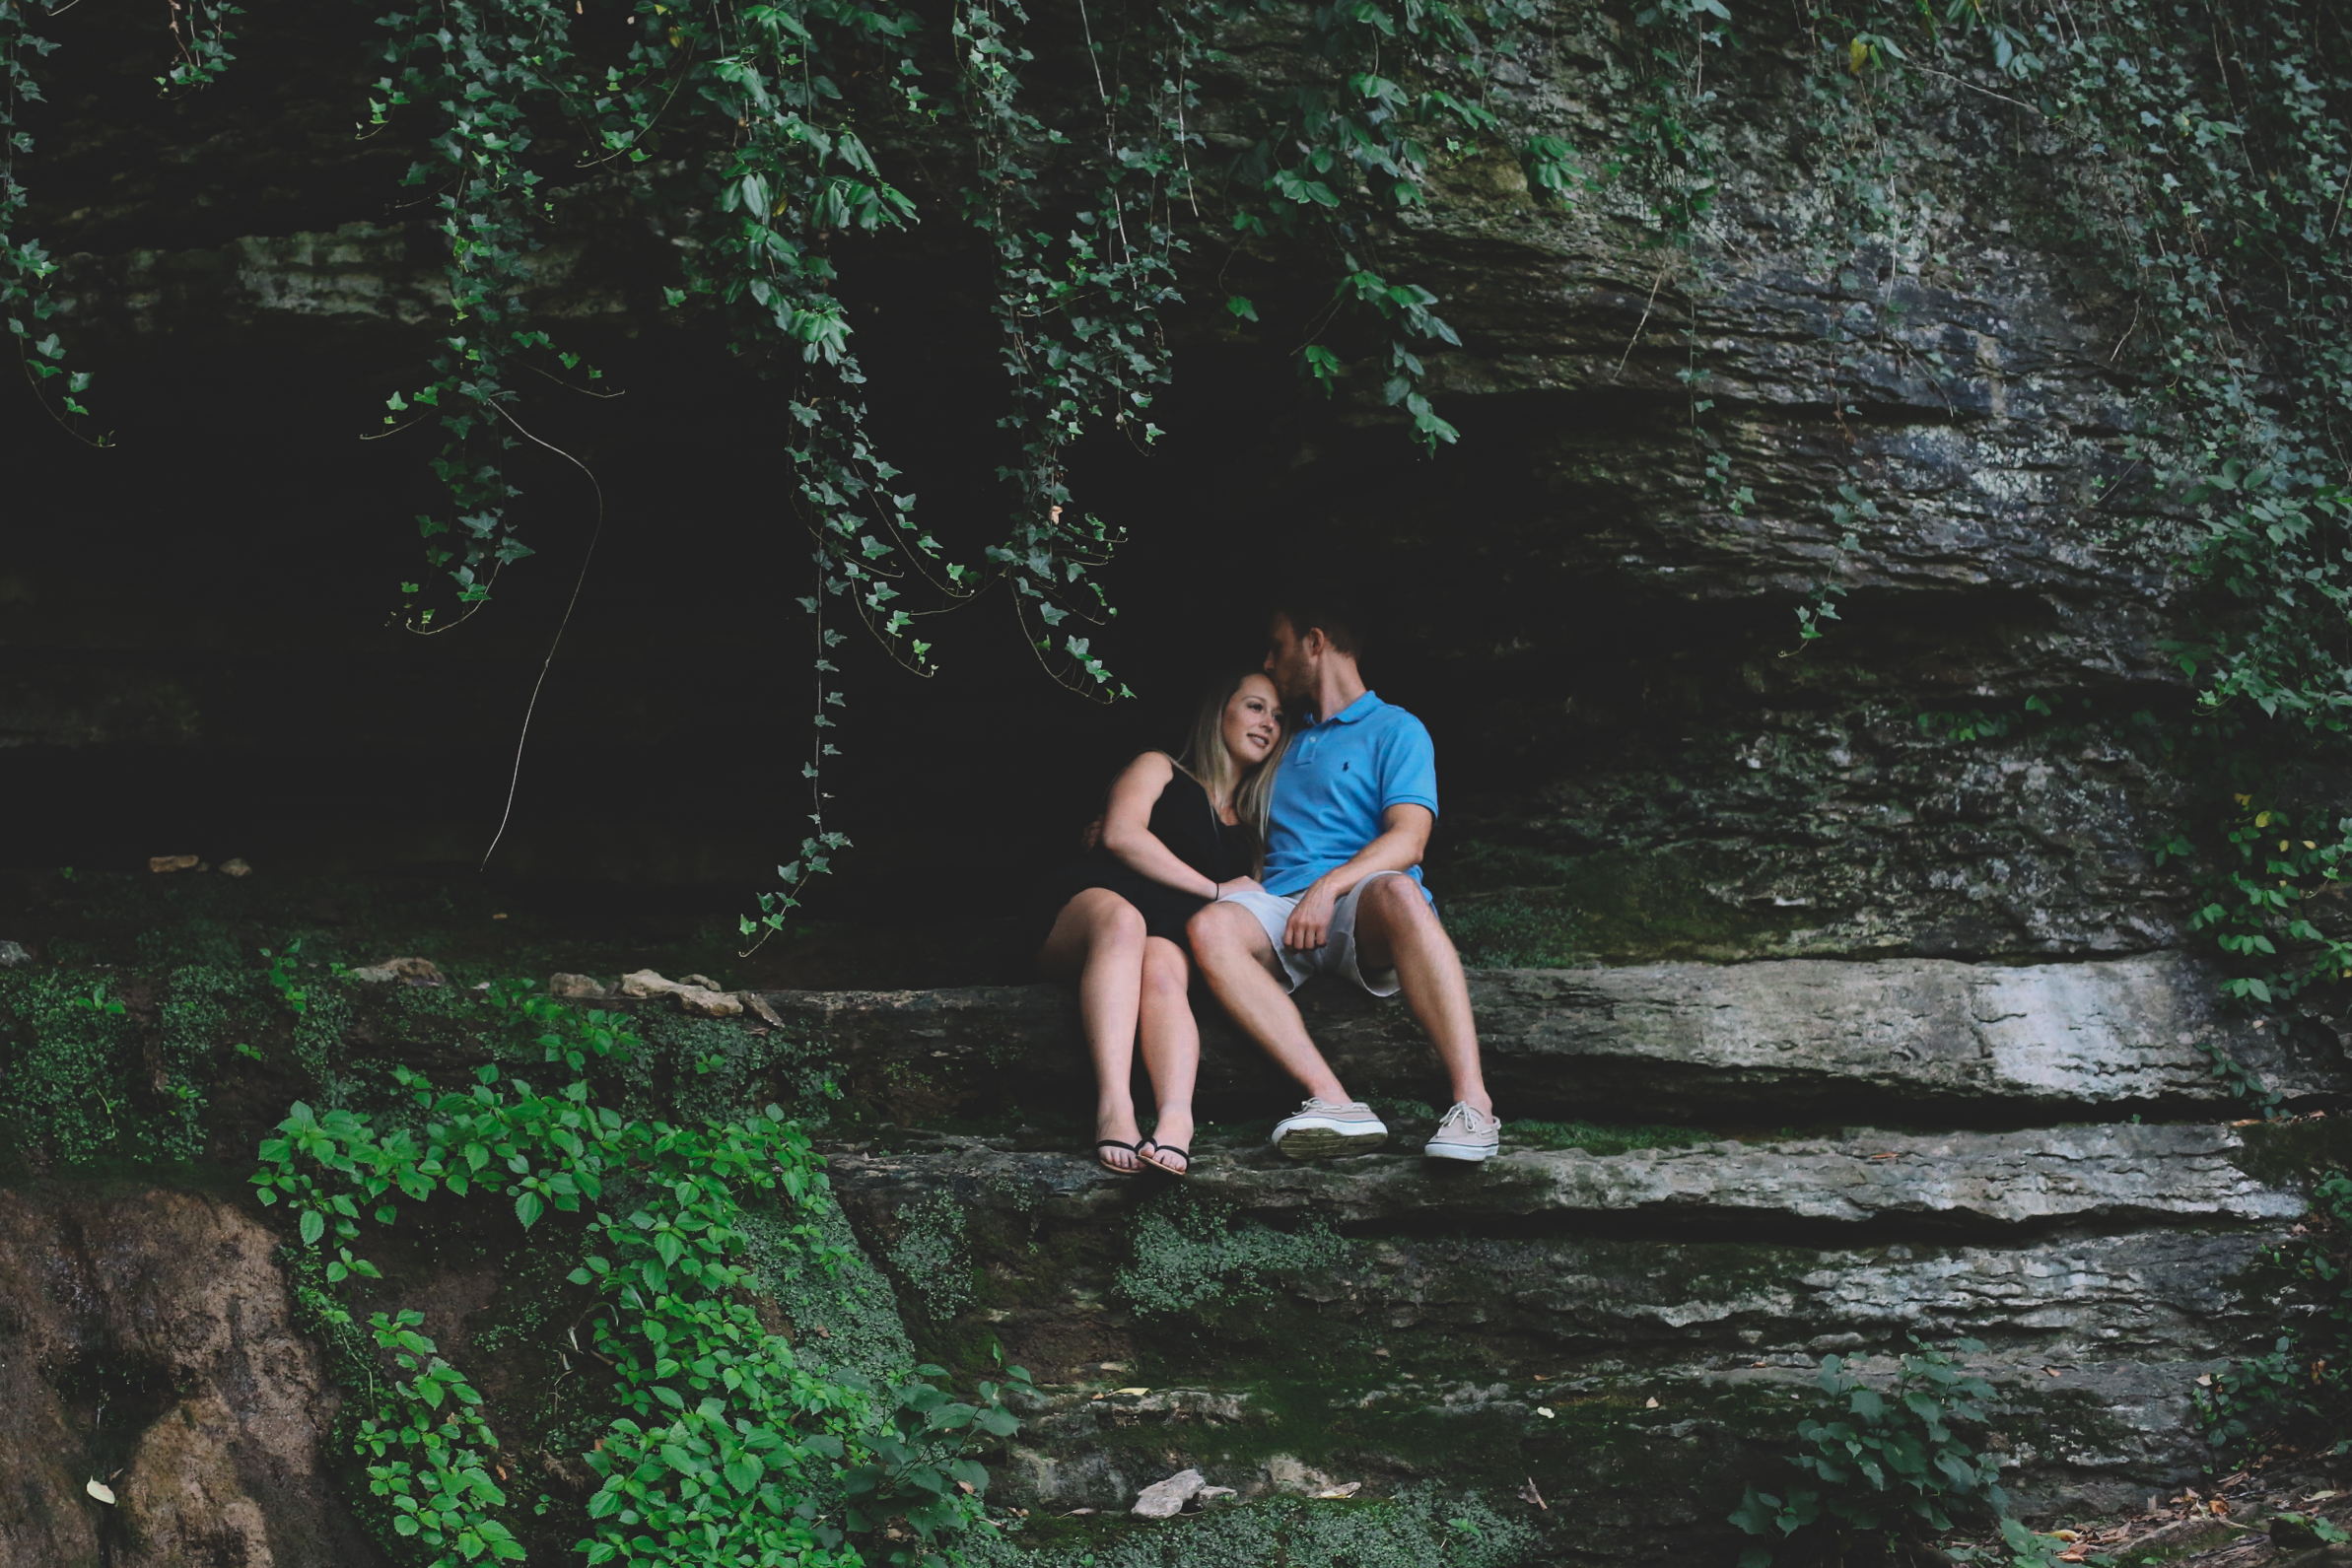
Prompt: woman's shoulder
<box><xmin>1109</xmin><ymin>748</ymin><xmax>1179</xmax><ymax>798</ymax></box>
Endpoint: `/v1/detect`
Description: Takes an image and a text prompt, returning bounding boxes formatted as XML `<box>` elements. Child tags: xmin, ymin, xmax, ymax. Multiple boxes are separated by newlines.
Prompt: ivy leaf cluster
<box><xmin>1730</xmin><ymin>1339</ymin><xmax>2009</xmax><ymax>1568</ymax></box>
<box><xmin>251</xmin><ymin>982</ymin><xmax>1025</xmax><ymax>1568</ymax></box>
<box><xmin>2</xmin><ymin>0</ymin><xmax>97</xmax><ymax>436</ymax></box>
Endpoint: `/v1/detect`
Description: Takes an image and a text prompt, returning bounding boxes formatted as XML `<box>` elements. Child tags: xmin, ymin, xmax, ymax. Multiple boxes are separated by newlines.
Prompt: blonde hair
<box><xmin>1174</xmin><ymin>671</ymin><xmax>1290</xmax><ymax>873</ymax></box>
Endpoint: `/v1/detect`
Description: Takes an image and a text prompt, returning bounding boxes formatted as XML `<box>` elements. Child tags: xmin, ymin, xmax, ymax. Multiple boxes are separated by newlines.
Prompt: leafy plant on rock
<box><xmin>1730</xmin><ymin>1339</ymin><xmax>2007</xmax><ymax>1567</ymax></box>
<box><xmin>2193</xmin><ymin>1168</ymin><xmax>2352</xmax><ymax>1466</ymax></box>
<box><xmin>252</xmin><ymin>981</ymin><xmax>1025</xmax><ymax>1568</ymax></box>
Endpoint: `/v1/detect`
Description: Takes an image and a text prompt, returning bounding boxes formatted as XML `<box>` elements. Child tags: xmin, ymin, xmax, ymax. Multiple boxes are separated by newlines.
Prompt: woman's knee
<box><xmin>1141</xmin><ymin>937</ymin><xmax>1190</xmax><ymax>994</ymax></box>
<box><xmin>1077</xmin><ymin>890</ymin><xmax>1147</xmax><ymax>944</ymax></box>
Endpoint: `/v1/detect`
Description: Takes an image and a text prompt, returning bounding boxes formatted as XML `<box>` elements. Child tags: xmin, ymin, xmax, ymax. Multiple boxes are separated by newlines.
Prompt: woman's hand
<box><xmin>1214</xmin><ymin>875</ymin><xmax>1263</xmax><ymax>900</ymax></box>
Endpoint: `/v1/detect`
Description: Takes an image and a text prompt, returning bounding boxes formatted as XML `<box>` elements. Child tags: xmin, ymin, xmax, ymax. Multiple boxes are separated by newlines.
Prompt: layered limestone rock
<box><xmin>756</xmin><ymin>951</ymin><xmax>2343</xmax><ymax>1121</ymax></box>
<box><xmin>796</xmin><ymin>954</ymin><xmax>2346</xmax><ymax>1549</ymax></box>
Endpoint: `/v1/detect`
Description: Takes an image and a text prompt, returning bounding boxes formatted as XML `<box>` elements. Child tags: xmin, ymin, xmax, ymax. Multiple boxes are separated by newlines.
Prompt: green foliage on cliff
<box><xmin>0</xmin><ymin>0</ymin><xmax>1571</xmax><ymax>937</ymax></box>
<box><xmin>253</xmin><ymin>982</ymin><xmax>1026</xmax><ymax>1568</ymax></box>
<box><xmin>2193</xmin><ymin>1167</ymin><xmax>2352</xmax><ymax>1466</ymax></box>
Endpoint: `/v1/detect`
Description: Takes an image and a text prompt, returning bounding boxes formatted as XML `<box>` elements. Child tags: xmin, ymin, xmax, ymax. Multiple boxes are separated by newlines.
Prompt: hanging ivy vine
<box><xmin>2</xmin><ymin>0</ymin><xmax>1561</xmax><ymax>946</ymax></box>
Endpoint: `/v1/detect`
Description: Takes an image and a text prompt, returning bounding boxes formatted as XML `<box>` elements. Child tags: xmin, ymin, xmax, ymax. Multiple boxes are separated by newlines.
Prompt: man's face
<box><xmin>1264</xmin><ymin>614</ymin><xmax>1314</xmax><ymax>705</ymax></box>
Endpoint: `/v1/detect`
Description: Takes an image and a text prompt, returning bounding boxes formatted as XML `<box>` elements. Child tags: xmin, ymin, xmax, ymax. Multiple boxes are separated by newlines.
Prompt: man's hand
<box><xmin>1283</xmin><ymin>877</ymin><xmax>1340</xmax><ymax>951</ymax></box>
<box><xmin>1215</xmin><ymin>875</ymin><xmax>1264</xmax><ymax>900</ymax></box>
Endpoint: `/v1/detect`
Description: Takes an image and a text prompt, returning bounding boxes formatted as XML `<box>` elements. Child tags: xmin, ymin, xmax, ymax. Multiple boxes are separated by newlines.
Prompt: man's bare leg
<box><xmin>1350</xmin><ymin>874</ymin><xmax>1492</xmax><ymax>1117</ymax></box>
<box><xmin>1187</xmin><ymin>902</ymin><xmax>1349</xmax><ymax>1103</ymax></box>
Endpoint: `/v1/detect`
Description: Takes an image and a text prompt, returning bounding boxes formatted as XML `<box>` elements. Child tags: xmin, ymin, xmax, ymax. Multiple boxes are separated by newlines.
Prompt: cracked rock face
<box><xmin>0</xmin><ymin>1185</ymin><xmax>382</xmax><ymax>1568</ymax></box>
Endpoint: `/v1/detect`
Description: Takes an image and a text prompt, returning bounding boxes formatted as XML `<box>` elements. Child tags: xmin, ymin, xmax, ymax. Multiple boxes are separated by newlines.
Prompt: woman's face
<box><xmin>1220</xmin><ymin>675</ymin><xmax>1283</xmax><ymax>771</ymax></box>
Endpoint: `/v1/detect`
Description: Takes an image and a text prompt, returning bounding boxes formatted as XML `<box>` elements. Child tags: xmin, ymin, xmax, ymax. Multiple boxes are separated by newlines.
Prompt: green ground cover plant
<box><xmin>252</xmin><ymin>982</ymin><xmax>1026</xmax><ymax>1568</ymax></box>
<box><xmin>1729</xmin><ymin>1340</ymin><xmax>2008</xmax><ymax>1568</ymax></box>
<box><xmin>2192</xmin><ymin>1166</ymin><xmax>2352</xmax><ymax>1467</ymax></box>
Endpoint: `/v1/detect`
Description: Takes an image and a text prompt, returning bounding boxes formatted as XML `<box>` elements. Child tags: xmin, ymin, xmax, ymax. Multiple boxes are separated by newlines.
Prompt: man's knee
<box><xmin>1188</xmin><ymin>902</ymin><xmax>1258</xmax><ymax>963</ymax></box>
<box><xmin>1363</xmin><ymin>872</ymin><xmax>1434</xmax><ymax>931</ymax></box>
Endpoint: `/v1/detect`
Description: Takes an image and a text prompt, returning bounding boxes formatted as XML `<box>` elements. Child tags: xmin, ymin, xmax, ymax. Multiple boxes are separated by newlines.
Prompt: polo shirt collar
<box><xmin>1307</xmin><ymin>691</ymin><xmax>1384</xmax><ymax>728</ymax></box>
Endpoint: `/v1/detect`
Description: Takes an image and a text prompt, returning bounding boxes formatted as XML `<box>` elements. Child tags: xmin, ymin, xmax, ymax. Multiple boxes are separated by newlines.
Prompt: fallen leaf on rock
<box><xmin>2209</xmin><ymin>1500</ymin><xmax>2230</xmax><ymax>1516</ymax></box>
<box><xmin>1112</xmin><ymin>1387</ymin><xmax>1149</xmax><ymax>1396</ymax></box>
<box><xmin>1310</xmin><ymin>1482</ymin><xmax>1361</xmax><ymax>1500</ymax></box>
<box><xmin>219</xmin><ymin>858</ymin><xmax>251</xmax><ymax>877</ymax></box>
<box><xmin>2305</xmin><ymin>1491</ymin><xmax>2341</xmax><ymax>1503</ymax></box>
<box><xmin>1644</xmin><ymin>1397</ymin><xmax>1660</xmax><ymax>1408</ymax></box>
<box><xmin>2057</xmin><ymin>1552</ymin><xmax>2087</xmax><ymax>1563</ymax></box>
<box><xmin>148</xmin><ymin>855</ymin><xmax>199</xmax><ymax>873</ymax></box>
<box><xmin>1197</xmin><ymin>1487</ymin><xmax>1236</xmax><ymax>1501</ymax></box>
<box><xmin>86</xmin><ymin>1480</ymin><xmax>115</xmax><ymax>1505</ymax></box>
<box><xmin>1065</xmin><ymin>1509</ymin><xmax>1096</xmax><ymax>1517</ymax></box>
<box><xmin>1535</xmin><ymin>1407</ymin><xmax>1555</xmax><ymax>1418</ymax></box>
<box><xmin>740</xmin><ymin>991</ymin><xmax>785</xmax><ymax>1027</ymax></box>
<box><xmin>491</xmin><ymin>912</ymin><xmax>508</xmax><ymax>920</ymax></box>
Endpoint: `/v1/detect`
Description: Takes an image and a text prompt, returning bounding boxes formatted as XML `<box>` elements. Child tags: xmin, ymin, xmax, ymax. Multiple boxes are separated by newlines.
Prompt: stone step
<box><xmin>756</xmin><ymin>951</ymin><xmax>2345</xmax><ymax>1122</ymax></box>
<box><xmin>812</xmin><ymin>1118</ymin><xmax>2299</xmax><ymax>1553</ymax></box>
<box><xmin>991</xmin><ymin>1351</ymin><xmax>2218</xmax><ymax>1524</ymax></box>
<box><xmin>822</xmin><ymin>1121</ymin><xmax>2301</xmax><ymax>1237</ymax></box>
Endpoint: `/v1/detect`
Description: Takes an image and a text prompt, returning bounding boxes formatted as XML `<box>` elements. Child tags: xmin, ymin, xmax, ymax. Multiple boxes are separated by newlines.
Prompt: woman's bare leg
<box><xmin>1036</xmin><ymin>889</ymin><xmax>1149</xmax><ymax>1170</ymax></box>
<box><xmin>1137</xmin><ymin>936</ymin><xmax>1198</xmax><ymax>1173</ymax></box>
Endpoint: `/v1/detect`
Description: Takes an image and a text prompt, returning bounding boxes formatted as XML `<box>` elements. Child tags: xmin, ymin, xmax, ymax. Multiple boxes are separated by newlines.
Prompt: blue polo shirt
<box><xmin>1263</xmin><ymin>691</ymin><xmax>1439</xmax><ymax>899</ymax></box>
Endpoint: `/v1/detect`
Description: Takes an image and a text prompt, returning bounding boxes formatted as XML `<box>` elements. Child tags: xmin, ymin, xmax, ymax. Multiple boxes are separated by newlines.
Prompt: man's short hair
<box><xmin>1273</xmin><ymin>586</ymin><xmax>1366</xmax><ymax>656</ymax></box>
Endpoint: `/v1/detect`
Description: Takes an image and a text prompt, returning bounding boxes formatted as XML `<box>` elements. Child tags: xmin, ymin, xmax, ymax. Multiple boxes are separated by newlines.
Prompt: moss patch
<box><xmin>740</xmin><ymin>1189</ymin><xmax>920</xmax><ymax>1382</ymax></box>
<box><xmin>967</xmin><ymin>1484</ymin><xmax>1545</xmax><ymax>1568</ymax></box>
<box><xmin>1116</xmin><ymin>1189</ymin><xmax>1351</xmax><ymax>1319</ymax></box>
<box><xmin>1443</xmin><ymin>847</ymin><xmax>1818</xmax><ymax>966</ymax></box>
<box><xmin>2230</xmin><ymin>1116</ymin><xmax>2352</xmax><ymax>1192</ymax></box>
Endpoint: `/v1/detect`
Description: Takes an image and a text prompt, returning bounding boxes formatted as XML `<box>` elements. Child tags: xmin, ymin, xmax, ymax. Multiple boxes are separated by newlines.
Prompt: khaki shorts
<box><xmin>1215</xmin><ymin>869</ymin><xmax>1414</xmax><ymax>996</ymax></box>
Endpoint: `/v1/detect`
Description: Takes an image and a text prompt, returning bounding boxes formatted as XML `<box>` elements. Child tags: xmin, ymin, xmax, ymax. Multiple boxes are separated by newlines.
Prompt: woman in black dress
<box><xmin>1036</xmin><ymin>671</ymin><xmax>1287</xmax><ymax>1176</ymax></box>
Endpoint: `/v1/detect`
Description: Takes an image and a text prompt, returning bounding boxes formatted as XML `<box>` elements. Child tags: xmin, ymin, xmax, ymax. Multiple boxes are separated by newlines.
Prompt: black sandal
<box><xmin>1095</xmin><ymin>1138</ymin><xmax>1144</xmax><ymax>1175</ymax></box>
<box><xmin>1140</xmin><ymin>1138</ymin><xmax>1190</xmax><ymax>1178</ymax></box>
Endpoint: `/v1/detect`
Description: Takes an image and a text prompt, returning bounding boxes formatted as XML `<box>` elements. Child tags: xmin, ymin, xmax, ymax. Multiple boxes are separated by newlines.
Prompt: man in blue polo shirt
<box><xmin>1187</xmin><ymin>591</ymin><xmax>1500</xmax><ymax>1162</ymax></box>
